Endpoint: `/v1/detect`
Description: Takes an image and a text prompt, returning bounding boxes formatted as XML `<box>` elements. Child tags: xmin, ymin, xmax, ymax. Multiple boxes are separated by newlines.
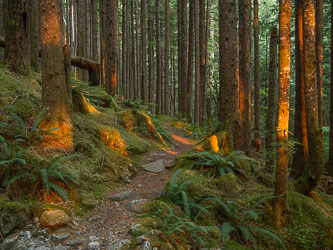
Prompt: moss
<box><xmin>143</xmin><ymin>199</ymin><xmax>177</xmax><ymax>218</ymax></box>
<box><xmin>212</xmin><ymin>173</ymin><xmax>243</xmax><ymax>195</ymax></box>
<box><xmin>2</xmin><ymin>201</ymin><xmax>26</xmax><ymax>215</ymax></box>
<box><xmin>135</xmin><ymin>215</ymin><xmax>163</xmax><ymax>230</ymax></box>
<box><xmin>222</xmin><ymin>240</ymin><xmax>249</xmax><ymax>250</ymax></box>
<box><xmin>172</xmin><ymin>150</ymin><xmax>196</xmax><ymax>170</ymax></box>
<box><xmin>42</xmin><ymin>204</ymin><xmax>72</xmax><ymax>217</ymax></box>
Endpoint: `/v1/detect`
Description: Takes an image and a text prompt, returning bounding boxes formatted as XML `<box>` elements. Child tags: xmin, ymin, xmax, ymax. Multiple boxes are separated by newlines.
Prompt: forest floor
<box><xmin>62</xmin><ymin>125</ymin><xmax>196</xmax><ymax>249</ymax></box>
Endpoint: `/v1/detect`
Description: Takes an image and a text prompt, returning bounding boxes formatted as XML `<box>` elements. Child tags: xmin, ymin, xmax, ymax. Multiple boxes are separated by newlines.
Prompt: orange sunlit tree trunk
<box><xmin>292</xmin><ymin>0</ymin><xmax>308</xmax><ymax>178</ymax></box>
<box><xmin>273</xmin><ymin>0</ymin><xmax>291</xmax><ymax>223</ymax></box>
<box><xmin>40</xmin><ymin>0</ymin><xmax>73</xmax><ymax>149</ymax></box>
<box><xmin>296</xmin><ymin>0</ymin><xmax>324</xmax><ymax>195</ymax></box>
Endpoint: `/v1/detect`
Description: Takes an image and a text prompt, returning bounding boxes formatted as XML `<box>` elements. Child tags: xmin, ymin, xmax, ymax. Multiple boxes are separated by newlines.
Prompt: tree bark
<box><xmin>30</xmin><ymin>0</ymin><xmax>39</xmax><ymax>71</ymax></box>
<box><xmin>329</xmin><ymin>0</ymin><xmax>333</xmax><ymax>177</ymax></box>
<box><xmin>122</xmin><ymin>0</ymin><xmax>127</xmax><ymax>97</ymax></box>
<box><xmin>265</xmin><ymin>27</ymin><xmax>278</xmax><ymax>172</ymax></box>
<box><xmin>181</xmin><ymin>0</ymin><xmax>188</xmax><ymax>118</ymax></box>
<box><xmin>131</xmin><ymin>0</ymin><xmax>136</xmax><ymax>100</ymax></box>
<box><xmin>194</xmin><ymin>0</ymin><xmax>200</xmax><ymax>124</ymax></box>
<box><xmin>156</xmin><ymin>0</ymin><xmax>162</xmax><ymax>114</ymax></box>
<box><xmin>141</xmin><ymin>0</ymin><xmax>147</xmax><ymax>104</ymax></box>
<box><xmin>105</xmin><ymin>0</ymin><xmax>118</xmax><ymax>95</ymax></box>
<box><xmin>254</xmin><ymin>0</ymin><xmax>260</xmax><ymax>141</ymax></box>
<box><xmin>274</xmin><ymin>0</ymin><xmax>291</xmax><ymax>222</ymax></box>
<box><xmin>296</xmin><ymin>0</ymin><xmax>325</xmax><ymax>196</ymax></box>
<box><xmin>187</xmin><ymin>0</ymin><xmax>194</xmax><ymax>122</ymax></box>
<box><xmin>77</xmin><ymin>0</ymin><xmax>87</xmax><ymax>81</ymax></box>
<box><xmin>219</xmin><ymin>0</ymin><xmax>240</xmax><ymax>151</ymax></box>
<box><xmin>40</xmin><ymin>0</ymin><xmax>72</xmax><ymax>149</ymax></box>
<box><xmin>4</xmin><ymin>0</ymin><xmax>30</xmax><ymax>73</ymax></box>
<box><xmin>239</xmin><ymin>0</ymin><xmax>252</xmax><ymax>155</ymax></box>
<box><xmin>100</xmin><ymin>0</ymin><xmax>106</xmax><ymax>86</ymax></box>
<box><xmin>316</xmin><ymin>0</ymin><xmax>323</xmax><ymax>128</ymax></box>
<box><xmin>148</xmin><ymin>2</ymin><xmax>154</xmax><ymax>113</ymax></box>
<box><xmin>199</xmin><ymin>0</ymin><xmax>205</xmax><ymax>124</ymax></box>
<box><xmin>164</xmin><ymin>0</ymin><xmax>170</xmax><ymax>116</ymax></box>
<box><xmin>292</xmin><ymin>0</ymin><xmax>308</xmax><ymax>178</ymax></box>
<box><xmin>91</xmin><ymin>0</ymin><xmax>98</xmax><ymax>62</ymax></box>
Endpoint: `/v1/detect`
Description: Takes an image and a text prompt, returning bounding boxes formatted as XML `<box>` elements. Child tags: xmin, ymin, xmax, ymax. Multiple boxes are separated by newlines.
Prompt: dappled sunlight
<box><xmin>209</xmin><ymin>135</ymin><xmax>219</xmax><ymax>153</ymax></box>
<box><xmin>171</xmin><ymin>134</ymin><xmax>194</xmax><ymax>146</ymax></box>
<box><xmin>99</xmin><ymin>127</ymin><xmax>128</xmax><ymax>156</ymax></box>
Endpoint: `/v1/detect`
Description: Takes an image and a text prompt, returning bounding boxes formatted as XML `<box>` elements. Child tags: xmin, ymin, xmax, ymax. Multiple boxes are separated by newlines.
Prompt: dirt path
<box><xmin>66</xmin><ymin>125</ymin><xmax>196</xmax><ymax>249</ymax></box>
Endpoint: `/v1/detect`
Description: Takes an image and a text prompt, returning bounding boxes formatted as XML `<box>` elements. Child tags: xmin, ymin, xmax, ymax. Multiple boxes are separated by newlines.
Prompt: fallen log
<box><xmin>0</xmin><ymin>36</ymin><xmax>100</xmax><ymax>86</ymax></box>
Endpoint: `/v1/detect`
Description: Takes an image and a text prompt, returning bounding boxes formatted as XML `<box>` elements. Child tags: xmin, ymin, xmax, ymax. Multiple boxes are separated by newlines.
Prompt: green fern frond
<box><xmin>220</xmin><ymin>222</ymin><xmax>236</xmax><ymax>242</ymax></box>
<box><xmin>2</xmin><ymin>170</ymin><xmax>11</xmax><ymax>186</ymax></box>
<box><xmin>251</xmin><ymin>227</ymin><xmax>286</xmax><ymax>250</ymax></box>
<box><xmin>181</xmin><ymin>191</ymin><xmax>191</xmax><ymax>220</ymax></box>
<box><xmin>243</xmin><ymin>210</ymin><xmax>258</xmax><ymax>220</ymax></box>
<box><xmin>48</xmin><ymin>154</ymin><xmax>80</xmax><ymax>171</ymax></box>
<box><xmin>10</xmin><ymin>112</ymin><xmax>26</xmax><ymax>133</ymax></box>
<box><xmin>50</xmin><ymin>183</ymin><xmax>69</xmax><ymax>201</ymax></box>
<box><xmin>31</xmin><ymin>107</ymin><xmax>48</xmax><ymax>131</ymax></box>
<box><xmin>41</xmin><ymin>169</ymin><xmax>50</xmax><ymax>194</ymax></box>
<box><xmin>238</xmin><ymin>225</ymin><xmax>252</xmax><ymax>241</ymax></box>
<box><xmin>7</xmin><ymin>173</ymin><xmax>34</xmax><ymax>186</ymax></box>
<box><xmin>191</xmin><ymin>233</ymin><xmax>206</xmax><ymax>246</ymax></box>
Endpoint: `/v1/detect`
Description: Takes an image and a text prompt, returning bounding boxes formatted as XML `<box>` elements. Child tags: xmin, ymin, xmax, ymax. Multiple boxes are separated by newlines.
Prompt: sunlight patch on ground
<box><xmin>171</xmin><ymin>134</ymin><xmax>195</xmax><ymax>146</ymax></box>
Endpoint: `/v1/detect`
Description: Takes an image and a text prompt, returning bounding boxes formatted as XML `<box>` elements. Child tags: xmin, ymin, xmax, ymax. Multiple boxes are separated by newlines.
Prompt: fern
<box><xmin>50</xmin><ymin>183</ymin><xmax>69</xmax><ymax>201</ymax></box>
<box><xmin>220</xmin><ymin>222</ymin><xmax>236</xmax><ymax>242</ymax></box>
<box><xmin>251</xmin><ymin>227</ymin><xmax>287</xmax><ymax>250</ymax></box>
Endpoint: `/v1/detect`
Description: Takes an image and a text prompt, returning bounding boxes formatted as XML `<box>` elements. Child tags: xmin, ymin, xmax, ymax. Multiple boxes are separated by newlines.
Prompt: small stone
<box><xmin>54</xmin><ymin>244</ymin><xmax>70</xmax><ymax>250</ymax></box>
<box><xmin>66</xmin><ymin>237</ymin><xmax>85</xmax><ymax>247</ymax></box>
<box><xmin>89</xmin><ymin>236</ymin><xmax>99</xmax><ymax>241</ymax></box>
<box><xmin>145</xmin><ymin>158</ymin><xmax>153</xmax><ymax>163</ymax></box>
<box><xmin>114</xmin><ymin>202</ymin><xmax>119</xmax><ymax>206</ymax></box>
<box><xmin>106</xmin><ymin>239</ymin><xmax>130</xmax><ymax>250</ymax></box>
<box><xmin>141</xmin><ymin>241</ymin><xmax>152</xmax><ymax>250</ymax></box>
<box><xmin>116</xmin><ymin>208</ymin><xmax>123</xmax><ymax>212</ymax></box>
<box><xmin>107</xmin><ymin>190</ymin><xmax>138</xmax><ymax>202</ymax></box>
<box><xmin>128</xmin><ymin>224</ymin><xmax>141</xmax><ymax>236</ymax></box>
<box><xmin>40</xmin><ymin>210</ymin><xmax>70</xmax><ymax>230</ymax></box>
<box><xmin>73</xmin><ymin>231</ymin><xmax>83</xmax><ymax>235</ymax></box>
<box><xmin>87</xmin><ymin>242</ymin><xmax>100</xmax><ymax>250</ymax></box>
<box><xmin>142</xmin><ymin>160</ymin><xmax>164</xmax><ymax>173</ymax></box>
<box><xmin>37</xmin><ymin>235</ymin><xmax>45</xmax><ymax>241</ymax></box>
<box><xmin>51</xmin><ymin>233</ymin><xmax>70</xmax><ymax>244</ymax></box>
<box><xmin>117</xmin><ymin>219</ymin><xmax>126</xmax><ymax>225</ymax></box>
<box><xmin>124</xmin><ymin>199</ymin><xmax>147</xmax><ymax>214</ymax></box>
<box><xmin>89</xmin><ymin>215</ymin><xmax>102</xmax><ymax>223</ymax></box>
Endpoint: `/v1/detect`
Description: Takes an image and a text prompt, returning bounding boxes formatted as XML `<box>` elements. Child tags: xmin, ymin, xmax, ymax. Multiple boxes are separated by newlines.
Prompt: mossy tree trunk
<box><xmin>218</xmin><ymin>0</ymin><xmax>241</xmax><ymax>151</ymax></box>
<box><xmin>296</xmin><ymin>0</ymin><xmax>324</xmax><ymax>195</ymax></box>
<box><xmin>265</xmin><ymin>26</ymin><xmax>278</xmax><ymax>172</ymax></box>
<box><xmin>194</xmin><ymin>0</ymin><xmax>200</xmax><ymax>124</ymax></box>
<box><xmin>40</xmin><ymin>0</ymin><xmax>73</xmax><ymax>149</ymax></box>
<box><xmin>292</xmin><ymin>0</ymin><xmax>308</xmax><ymax>179</ymax></box>
<box><xmin>77</xmin><ymin>0</ymin><xmax>87</xmax><ymax>81</ymax></box>
<box><xmin>199</xmin><ymin>0</ymin><xmax>206</xmax><ymax>125</ymax></box>
<box><xmin>316</xmin><ymin>0</ymin><xmax>323</xmax><ymax>128</ymax></box>
<box><xmin>156</xmin><ymin>0</ymin><xmax>162</xmax><ymax>114</ymax></box>
<box><xmin>273</xmin><ymin>0</ymin><xmax>291</xmax><ymax>223</ymax></box>
<box><xmin>254</xmin><ymin>0</ymin><xmax>260</xmax><ymax>142</ymax></box>
<box><xmin>164</xmin><ymin>0</ymin><xmax>170</xmax><ymax>116</ymax></box>
<box><xmin>4</xmin><ymin>0</ymin><xmax>30</xmax><ymax>73</ymax></box>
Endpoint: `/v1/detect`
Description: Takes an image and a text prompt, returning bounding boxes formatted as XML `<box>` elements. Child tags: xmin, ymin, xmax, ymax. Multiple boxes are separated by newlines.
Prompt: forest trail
<box><xmin>66</xmin><ymin>125</ymin><xmax>195</xmax><ymax>250</ymax></box>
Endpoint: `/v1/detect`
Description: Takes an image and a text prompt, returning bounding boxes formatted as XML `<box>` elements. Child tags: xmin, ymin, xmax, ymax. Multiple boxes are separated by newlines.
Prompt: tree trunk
<box><xmin>273</xmin><ymin>0</ymin><xmax>291</xmax><ymax>223</ymax></box>
<box><xmin>199</xmin><ymin>0</ymin><xmax>205</xmax><ymax>124</ymax></box>
<box><xmin>316</xmin><ymin>0</ymin><xmax>323</xmax><ymax>128</ymax></box>
<box><xmin>156</xmin><ymin>0</ymin><xmax>162</xmax><ymax>115</ymax></box>
<box><xmin>164</xmin><ymin>0</ymin><xmax>170</xmax><ymax>116</ymax></box>
<box><xmin>105</xmin><ymin>0</ymin><xmax>117</xmax><ymax>95</ymax></box>
<box><xmin>40</xmin><ymin>0</ymin><xmax>72</xmax><ymax>149</ymax></box>
<box><xmin>135</xmin><ymin>0</ymin><xmax>140</xmax><ymax>100</ymax></box>
<box><xmin>219</xmin><ymin>0</ymin><xmax>240</xmax><ymax>151</ymax></box>
<box><xmin>292</xmin><ymin>0</ymin><xmax>308</xmax><ymax>178</ymax></box>
<box><xmin>239</xmin><ymin>0</ymin><xmax>252</xmax><ymax>155</ymax></box>
<box><xmin>91</xmin><ymin>0</ymin><xmax>98</xmax><ymax>62</ymax></box>
<box><xmin>296</xmin><ymin>0</ymin><xmax>325</xmax><ymax>196</ymax></box>
<box><xmin>30</xmin><ymin>0</ymin><xmax>39</xmax><ymax>71</ymax></box>
<box><xmin>131</xmin><ymin>0</ymin><xmax>136</xmax><ymax>100</ymax></box>
<box><xmin>181</xmin><ymin>0</ymin><xmax>188</xmax><ymax>118</ymax></box>
<box><xmin>194</xmin><ymin>0</ymin><xmax>200</xmax><ymax>124</ymax></box>
<box><xmin>148</xmin><ymin>2</ymin><xmax>154</xmax><ymax>113</ymax></box>
<box><xmin>254</xmin><ymin>0</ymin><xmax>260</xmax><ymax>141</ymax></box>
<box><xmin>265</xmin><ymin>27</ymin><xmax>278</xmax><ymax>172</ymax></box>
<box><xmin>100</xmin><ymin>0</ymin><xmax>106</xmax><ymax>86</ymax></box>
<box><xmin>122</xmin><ymin>0</ymin><xmax>127</xmax><ymax>97</ymax></box>
<box><xmin>187</xmin><ymin>0</ymin><xmax>194</xmax><ymax>122</ymax></box>
<box><xmin>329</xmin><ymin>0</ymin><xmax>333</xmax><ymax>177</ymax></box>
<box><xmin>77</xmin><ymin>0</ymin><xmax>87</xmax><ymax>81</ymax></box>
<box><xmin>141</xmin><ymin>0</ymin><xmax>147</xmax><ymax>104</ymax></box>
<box><xmin>4</xmin><ymin>0</ymin><xmax>30</xmax><ymax>73</ymax></box>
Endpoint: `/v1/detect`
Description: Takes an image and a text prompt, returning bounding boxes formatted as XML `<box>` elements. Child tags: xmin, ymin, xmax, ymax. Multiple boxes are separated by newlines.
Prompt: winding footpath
<box><xmin>1</xmin><ymin>125</ymin><xmax>195</xmax><ymax>250</ymax></box>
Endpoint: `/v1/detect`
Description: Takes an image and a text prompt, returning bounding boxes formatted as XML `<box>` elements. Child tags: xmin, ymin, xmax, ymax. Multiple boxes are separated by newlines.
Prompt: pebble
<box><xmin>87</xmin><ymin>242</ymin><xmax>100</xmax><ymax>250</ymax></box>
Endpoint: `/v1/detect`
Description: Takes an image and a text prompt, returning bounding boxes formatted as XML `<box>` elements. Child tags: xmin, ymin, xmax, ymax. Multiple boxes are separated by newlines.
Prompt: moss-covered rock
<box><xmin>222</xmin><ymin>240</ymin><xmax>249</xmax><ymax>250</ymax></box>
<box><xmin>213</xmin><ymin>173</ymin><xmax>243</xmax><ymax>195</ymax></box>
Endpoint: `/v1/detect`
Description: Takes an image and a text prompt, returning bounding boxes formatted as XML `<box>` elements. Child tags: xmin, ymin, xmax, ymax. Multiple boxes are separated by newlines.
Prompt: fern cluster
<box><xmin>204</xmin><ymin>193</ymin><xmax>286</xmax><ymax>250</ymax></box>
<box><xmin>159</xmin><ymin>202</ymin><xmax>208</xmax><ymax>249</ymax></box>
<box><xmin>189</xmin><ymin>150</ymin><xmax>252</xmax><ymax>184</ymax></box>
<box><xmin>160</xmin><ymin>169</ymin><xmax>210</xmax><ymax>219</ymax></box>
